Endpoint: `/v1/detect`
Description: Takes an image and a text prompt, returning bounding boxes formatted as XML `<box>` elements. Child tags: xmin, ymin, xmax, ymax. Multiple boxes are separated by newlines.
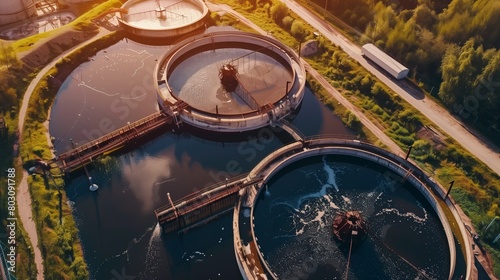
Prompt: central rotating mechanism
<box><xmin>219</xmin><ymin>63</ymin><xmax>239</xmax><ymax>92</ymax></box>
<box><xmin>156</xmin><ymin>31</ymin><xmax>306</xmax><ymax>132</ymax></box>
<box><xmin>332</xmin><ymin>211</ymin><xmax>368</xmax><ymax>245</ymax></box>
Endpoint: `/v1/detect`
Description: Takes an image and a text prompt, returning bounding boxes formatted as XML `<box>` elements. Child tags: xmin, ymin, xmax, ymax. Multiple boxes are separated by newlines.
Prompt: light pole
<box><xmin>89</xmin><ymin>176</ymin><xmax>99</xmax><ymax>192</ymax></box>
<box><xmin>405</xmin><ymin>145</ymin><xmax>412</xmax><ymax>160</ymax></box>
<box><xmin>71</xmin><ymin>138</ymin><xmax>98</xmax><ymax>191</ymax></box>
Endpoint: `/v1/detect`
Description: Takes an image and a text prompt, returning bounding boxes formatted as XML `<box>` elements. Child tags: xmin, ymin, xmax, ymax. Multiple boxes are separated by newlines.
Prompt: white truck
<box><xmin>361</xmin><ymin>43</ymin><xmax>409</xmax><ymax>80</ymax></box>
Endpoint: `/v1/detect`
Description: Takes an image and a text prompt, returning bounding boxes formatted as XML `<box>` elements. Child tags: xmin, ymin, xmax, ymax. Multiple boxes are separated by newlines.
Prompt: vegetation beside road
<box><xmin>216</xmin><ymin>0</ymin><xmax>500</xmax><ymax>275</ymax></box>
<box><xmin>305</xmin><ymin>75</ymin><xmax>377</xmax><ymax>143</ymax></box>
<box><xmin>19</xmin><ymin>31</ymin><xmax>124</xmax><ymax>279</ymax></box>
<box><xmin>306</xmin><ymin>0</ymin><xmax>500</xmax><ymax>145</ymax></box>
<box><xmin>0</xmin><ymin>55</ymin><xmax>39</xmax><ymax>280</ymax></box>
<box><xmin>0</xmin><ymin>0</ymin><xmax>125</xmax><ymax>278</ymax></box>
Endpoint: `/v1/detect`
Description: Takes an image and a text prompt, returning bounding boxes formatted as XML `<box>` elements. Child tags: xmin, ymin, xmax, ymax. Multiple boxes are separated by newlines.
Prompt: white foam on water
<box><xmin>141</xmin><ymin>223</ymin><xmax>164</xmax><ymax>278</ymax></box>
<box><xmin>296</xmin><ymin>183</ymin><xmax>333</xmax><ymax>208</ymax></box>
<box><xmin>341</xmin><ymin>195</ymin><xmax>351</xmax><ymax>204</ymax></box>
<box><xmin>147</xmin><ymin>223</ymin><xmax>161</xmax><ymax>249</ymax></box>
<box><xmin>242</xmin><ymin>208</ymin><xmax>251</xmax><ymax>218</ymax></box>
<box><xmin>322</xmin><ymin>156</ymin><xmax>340</xmax><ymax>192</ymax></box>
<box><xmin>376</xmin><ymin>208</ymin><xmax>428</xmax><ymax>224</ymax></box>
<box><xmin>184</xmin><ymin>250</ymin><xmax>206</xmax><ymax>263</ymax></box>
<box><xmin>78</xmin><ymin>82</ymin><xmax>121</xmax><ymax>97</ymax></box>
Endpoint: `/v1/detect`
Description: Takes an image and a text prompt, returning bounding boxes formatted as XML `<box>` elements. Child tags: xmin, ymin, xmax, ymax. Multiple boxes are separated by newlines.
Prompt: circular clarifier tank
<box><xmin>155</xmin><ymin>31</ymin><xmax>306</xmax><ymax>132</ymax></box>
<box><xmin>118</xmin><ymin>0</ymin><xmax>208</xmax><ymax>38</ymax></box>
<box><xmin>253</xmin><ymin>155</ymin><xmax>452</xmax><ymax>279</ymax></box>
<box><xmin>234</xmin><ymin>140</ymin><xmax>463</xmax><ymax>280</ymax></box>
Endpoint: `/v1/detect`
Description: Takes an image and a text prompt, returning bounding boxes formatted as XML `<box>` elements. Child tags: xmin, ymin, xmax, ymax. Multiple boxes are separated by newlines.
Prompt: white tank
<box><xmin>0</xmin><ymin>0</ymin><xmax>36</xmax><ymax>26</ymax></box>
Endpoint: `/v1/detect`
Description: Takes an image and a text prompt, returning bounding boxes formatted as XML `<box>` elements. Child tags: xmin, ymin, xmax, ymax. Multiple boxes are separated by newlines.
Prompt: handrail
<box><xmin>242</xmin><ymin>138</ymin><xmax>457</xmax><ymax>280</ymax></box>
<box><xmin>56</xmin><ymin>110</ymin><xmax>168</xmax><ymax>160</ymax></box>
<box><xmin>154</xmin><ymin>173</ymin><xmax>249</xmax><ymax>214</ymax></box>
<box><xmin>0</xmin><ymin>240</ymin><xmax>17</xmax><ymax>280</ymax></box>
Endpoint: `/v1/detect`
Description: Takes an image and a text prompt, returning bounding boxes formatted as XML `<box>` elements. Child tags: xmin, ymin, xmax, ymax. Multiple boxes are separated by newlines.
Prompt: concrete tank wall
<box><xmin>59</xmin><ymin>0</ymin><xmax>97</xmax><ymax>4</ymax></box>
<box><xmin>244</xmin><ymin>140</ymin><xmax>458</xmax><ymax>280</ymax></box>
<box><xmin>155</xmin><ymin>31</ymin><xmax>306</xmax><ymax>132</ymax></box>
<box><xmin>0</xmin><ymin>0</ymin><xmax>36</xmax><ymax>26</ymax></box>
<box><xmin>118</xmin><ymin>0</ymin><xmax>208</xmax><ymax>38</ymax></box>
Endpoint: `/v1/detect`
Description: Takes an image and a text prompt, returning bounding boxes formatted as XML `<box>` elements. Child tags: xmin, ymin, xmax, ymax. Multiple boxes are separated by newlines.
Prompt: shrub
<box><xmin>290</xmin><ymin>20</ymin><xmax>308</xmax><ymax>41</ymax></box>
<box><xmin>371</xmin><ymin>104</ymin><xmax>385</xmax><ymax>115</ymax></box>
<box><xmin>270</xmin><ymin>2</ymin><xmax>288</xmax><ymax>24</ymax></box>
<box><xmin>412</xmin><ymin>139</ymin><xmax>432</xmax><ymax>161</ymax></box>
<box><xmin>282</xmin><ymin>16</ymin><xmax>294</xmax><ymax>30</ymax></box>
<box><xmin>343</xmin><ymin>111</ymin><xmax>361</xmax><ymax>130</ymax></box>
<box><xmin>33</xmin><ymin>146</ymin><xmax>45</xmax><ymax>157</ymax></box>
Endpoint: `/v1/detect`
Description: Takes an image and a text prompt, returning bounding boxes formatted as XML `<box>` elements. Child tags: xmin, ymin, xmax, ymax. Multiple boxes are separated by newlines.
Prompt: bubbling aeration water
<box><xmin>253</xmin><ymin>155</ymin><xmax>450</xmax><ymax>279</ymax></box>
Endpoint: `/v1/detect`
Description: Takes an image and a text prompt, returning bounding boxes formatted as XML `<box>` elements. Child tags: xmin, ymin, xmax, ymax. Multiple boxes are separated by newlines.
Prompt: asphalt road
<box><xmin>282</xmin><ymin>0</ymin><xmax>500</xmax><ymax>176</ymax></box>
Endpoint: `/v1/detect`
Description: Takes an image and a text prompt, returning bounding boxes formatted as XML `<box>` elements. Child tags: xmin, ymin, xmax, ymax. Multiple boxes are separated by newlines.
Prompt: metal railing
<box><xmin>0</xmin><ymin>240</ymin><xmax>17</xmax><ymax>280</ymax></box>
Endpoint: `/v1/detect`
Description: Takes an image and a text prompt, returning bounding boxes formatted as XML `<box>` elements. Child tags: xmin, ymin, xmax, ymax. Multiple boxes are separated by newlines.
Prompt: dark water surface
<box><xmin>50</xmin><ymin>39</ymin><xmax>166</xmax><ymax>154</ymax></box>
<box><xmin>50</xmin><ymin>38</ymin><xmax>463</xmax><ymax>280</ymax></box>
<box><xmin>64</xmin><ymin>88</ymin><xmax>350</xmax><ymax>279</ymax></box>
<box><xmin>253</xmin><ymin>155</ymin><xmax>450</xmax><ymax>279</ymax></box>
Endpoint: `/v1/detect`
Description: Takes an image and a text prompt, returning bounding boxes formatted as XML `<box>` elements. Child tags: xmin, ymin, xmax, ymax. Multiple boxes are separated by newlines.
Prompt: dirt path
<box><xmin>15</xmin><ymin>26</ymin><xmax>112</xmax><ymax>280</ymax></box>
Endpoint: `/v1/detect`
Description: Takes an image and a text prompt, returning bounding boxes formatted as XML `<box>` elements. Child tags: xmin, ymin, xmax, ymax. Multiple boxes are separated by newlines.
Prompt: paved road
<box><xmin>206</xmin><ymin>2</ymin><xmax>406</xmax><ymax>157</ymax></box>
<box><xmin>282</xmin><ymin>0</ymin><xmax>500</xmax><ymax>176</ymax></box>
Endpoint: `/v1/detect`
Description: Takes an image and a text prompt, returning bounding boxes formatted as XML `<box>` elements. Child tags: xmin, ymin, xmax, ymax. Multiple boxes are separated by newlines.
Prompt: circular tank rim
<box><xmin>118</xmin><ymin>0</ymin><xmax>208</xmax><ymax>33</ymax></box>
<box><xmin>154</xmin><ymin>31</ymin><xmax>307</xmax><ymax>132</ymax></box>
<box><xmin>162</xmin><ymin>31</ymin><xmax>296</xmax><ymax>114</ymax></box>
<box><xmin>233</xmin><ymin>138</ymin><xmax>469</xmax><ymax>280</ymax></box>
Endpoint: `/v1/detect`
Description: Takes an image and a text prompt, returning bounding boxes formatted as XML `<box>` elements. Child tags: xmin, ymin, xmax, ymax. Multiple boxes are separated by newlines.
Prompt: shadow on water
<box><xmin>92</xmin><ymin>190</ymin><xmax>102</xmax><ymax>233</ymax></box>
<box><xmin>157</xmin><ymin>214</ymin><xmax>243</xmax><ymax>280</ymax></box>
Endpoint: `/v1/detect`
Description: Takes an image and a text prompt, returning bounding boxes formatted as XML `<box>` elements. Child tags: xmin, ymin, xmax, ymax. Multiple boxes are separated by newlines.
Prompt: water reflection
<box><xmin>121</xmin><ymin>153</ymin><xmax>173</xmax><ymax>214</ymax></box>
<box><xmin>49</xmin><ymin>39</ymin><xmax>166</xmax><ymax>153</ymax></box>
<box><xmin>50</xmin><ymin>37</ymin><xmax>356</xmax><ymax>279</ymax></box>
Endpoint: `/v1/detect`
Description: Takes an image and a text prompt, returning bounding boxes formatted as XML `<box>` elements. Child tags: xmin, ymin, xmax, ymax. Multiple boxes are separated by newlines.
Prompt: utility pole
<box><xmin>405</xmin><ymin>145</ymin><xmax>412</xmax><ymax>161</ymax></box>
<box><xmin>323</xmin><ymin>0</ymin><xmax>328</xmax><ymax>18</ymax></box>
<box><xmin>444</xmin><ymin>181</ymin><xmax>454</xmax><ymax>200</ymax></box>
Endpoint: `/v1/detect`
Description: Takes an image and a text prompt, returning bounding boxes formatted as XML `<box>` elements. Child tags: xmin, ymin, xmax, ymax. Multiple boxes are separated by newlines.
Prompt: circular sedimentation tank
<box><xmin>0</xmin><ymin>0</ymin><xmax>37</xmax><ymax>25</ymax></box>
<box><xmin>118</xmin><ymin>0</ymin><xmax>208</xmax><ymax>38</ymax></box>
<box><xmin>155</xmin><ymin>31</ymin><xmax>306</xmax><ymax>132</ymax></box>
<box><xmin>233</xmin><ymin>139</ymin><xmax>471</xmax><ymax>280</ymax></box>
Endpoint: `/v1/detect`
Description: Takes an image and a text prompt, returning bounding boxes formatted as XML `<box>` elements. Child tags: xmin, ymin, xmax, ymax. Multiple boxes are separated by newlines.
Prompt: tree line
<box><xmin>0</xmin><ymin>42</ymin><xmax>23</xmax><ymax>114</ymax></box>
<box><xmin>313</xmin><ymin>0</ymin><xmax>500</xmax><ymax>138</ymax></box>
